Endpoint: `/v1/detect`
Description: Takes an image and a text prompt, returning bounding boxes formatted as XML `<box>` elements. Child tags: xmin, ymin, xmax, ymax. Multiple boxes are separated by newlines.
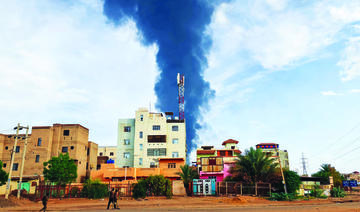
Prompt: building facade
<box><xmin>255</xmin><ymin>143</ymin><xmax>289</xmax><ymax>169</ymax></box>
<box><xmin>0</xmin><ymin>124</ymin><xmax>98</xmax><ymax>183</ymax></box>
<box><xmin>196</xmin><ymin>139</ymin><xmax>241</xmax><ymax>182</ymax></box>
<box><xmin>98</xmin><ymin>146</ymin><xmax>117</xmax><ymax>163</ymax></box>
<box><xmin>117</xmin><ymin>108</ymin><xmax>186</xmax><ymax>168</ymax></box>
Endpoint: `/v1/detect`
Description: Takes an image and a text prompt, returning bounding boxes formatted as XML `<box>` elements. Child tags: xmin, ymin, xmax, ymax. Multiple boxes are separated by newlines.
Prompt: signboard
<box><xmin>343</xmin><ymin>180</ymin><xmax>358</xmax><ymax>187</ymax></box>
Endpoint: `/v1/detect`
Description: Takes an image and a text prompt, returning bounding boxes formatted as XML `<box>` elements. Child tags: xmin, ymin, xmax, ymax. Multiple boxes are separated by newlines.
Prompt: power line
<box><xmin>334</xmin><ymin>145</ymin><xmax>360</xmax><ymax>162</ymax></box>
<box><xmin>333</xmin><ymin>136</ymin><xmax>360</xmax><ymax>158</ymax></box>
<box><xmin>322</xmin><ymin>122</ymin><xmax>360</xmax><ymax>153</ymax></box>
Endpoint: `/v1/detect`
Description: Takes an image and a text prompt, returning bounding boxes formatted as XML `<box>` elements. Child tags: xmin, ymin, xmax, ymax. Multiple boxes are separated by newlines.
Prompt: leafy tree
<box><xmin>283</xmin><ymin>170</ymin><xmax>301</xmax><ymax>194</ymax></box>
<box><xmin>43</xmin><ymin>153</ymin><xmax>77</xmax><ymax>185</ymax></box>
<box><xmin>176</xmin><ymin>164</ymin><xmax>199</xmax><ymax>196</ymax></box>
<box><xmin>312</xmin><ymin>164</ymin><xmax>344</xmax><ymax>187</ymax></box>
<box><xmin>0</xmin><ymin>161</ymin><xmax>8</xmax><ymax>186</ymax></box>
<box><xmin>230</xmin><ymin>147</ymin><xmax>277</xmax><ymax>184</ymax></box>
<box><xmin>132</xmin><ymin>175</ymin><xmax>172</xmax><ymax>199</ymax></box>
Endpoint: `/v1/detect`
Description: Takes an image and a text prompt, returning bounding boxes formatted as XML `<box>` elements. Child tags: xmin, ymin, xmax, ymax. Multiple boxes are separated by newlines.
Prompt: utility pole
<box><xmin>276</xmin><ymin>146</ymin><xmax>287</xmax><ymax>194</ymax></box>
<box><xmin>5</xmin><ymin>123</ymin><xmax>21</xmax><ymax>199</ymax></box>
<box><xmin>301</xmin><ymin>153</ymin><xmax>308</xmax><ymax>176</ymax></box>
<box><xmin>17</xmin><ymin>125</ymin><xmax>29</xmax><ymax>199</ymax></box>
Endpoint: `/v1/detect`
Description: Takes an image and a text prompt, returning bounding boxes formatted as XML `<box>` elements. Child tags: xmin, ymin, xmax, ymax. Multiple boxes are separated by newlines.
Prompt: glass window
<box><xmin>37</xmin><ymin>138</ymin><xmax>42</xmax><ymax>146</ymax></box>
<box><xmin>5</xmin><ymin>146</ymin><xmax>8</xmax><ymax>150</ymax></box>
<box><xmin>168</xmin><ymin>163</ymin><xmax>176</xmax><ymax>168</ymax></box>
<box><xmin>97</xmin><ymin>164</ymin><xmax>101</xmax><ymax>170</ymax></box>
<box><xmin>3</xmin><ymin>163</ymin><xmax>6</xmax><ymax>168</ymax></box>
<box><xmin>99</xmin><ymin>152</ymin><xmax>103</xmax><ymax>156</ymax></box>
<box><xmin>124</xmin><ymin>139</ymin><xmax>130</xmax><ymax>145</ymax></box>
<box><xmin>152</xmin><ymin>125</ymin><xmax>160</xmax><ymax>130</ymax></box>
<box><xmin>139</xmin><ymin>131</ymin><xmax>143</xmax><ymax>139</ymax></box>
<box><xmin>110</xmin><ymin>152</ymin><xmax>114</xmax><ymax>156</ymax></box>
<box><xmin>15</xmin><ymin>146</ymin><xmax>20</xmax><ymax>153</ymax></box>
<box><xmin>139</xmin><ymin>158</ymin><xmax>143</xmax><ymax>165</ymax></box>
<box><xmin>13</xmin><ymin>163</ymin><xmax>19</xmax><ymax>171</ymax></box>
<box><xmin>172</xmin><ymin>152</ymin><xmax>179</xmax><ymax>158</ymax></box>
<box><xmin>172</xmin><ymin>126</ymin><xmax>179</xmax><ymax>131</ymax></box>
<box><xmin>150</xmin><ymin>162</ymin><xmax>156</xmax><ymax>168</ymax></box>
<box><xmin>172</xmin><ymin>139</ymin><xmax>179</xmax><ymax>144</ymax></box>
<box><xmin>70</xmin><ymin>146</ymin><xmax>74</xmax><ymax>150</ymax></box>
<box><xmin>35</xmin><ymin>155</ymin><xmax>40</xmax><ymax>163</ymax></box>
<box><xmin>124</xmin><ymin>126</ymin><xmax>131</xmax><ymax>132</ymax></box>
<box><xmin>63</xmin><ymin>130</ymin><xmax>70</xmax><ymax>136</ymax></box>
<box><xmin>139</xmin><ymin>144</ymin><xmax>143</xmax><ymax>150</ymax></box>
<box><xmin>62</xmin><ymin>147</ymin><xmax>68</xmax><ymax>153</ymax></box>
<box><xmin>140</xmin><ymin>115</ymin><xmax>143</xmax><ymax>121</ymax></box>
<box><xmin>124</xmin><ymin>152</ymin><xmax>130</xmax><ymax>159</ymax></box>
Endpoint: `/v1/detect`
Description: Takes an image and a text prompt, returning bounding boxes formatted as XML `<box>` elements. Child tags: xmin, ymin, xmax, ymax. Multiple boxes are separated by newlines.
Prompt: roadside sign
<box><xmin>343</xmin><ymin>180</ymin><xmax>358</xmax><ymax>187</ymax></box>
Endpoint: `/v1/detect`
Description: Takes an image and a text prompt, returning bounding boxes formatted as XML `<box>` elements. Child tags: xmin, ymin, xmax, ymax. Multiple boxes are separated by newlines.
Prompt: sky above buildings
<box><xmin>1</xmin><ymin>0</ymin><xmax>360</xmax><ymax>174</ymax></box>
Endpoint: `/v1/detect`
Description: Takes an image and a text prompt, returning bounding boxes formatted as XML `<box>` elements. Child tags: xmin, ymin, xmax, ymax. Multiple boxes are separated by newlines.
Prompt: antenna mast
<box><xmin>301</xmin><ymin>153</ymin><xmax>308</xmax><ymax>176</ymax></box>
<box><xmin>177</xmin><ymin>73</ymin><xmax>185</xmax><ymax>120</ymax></box>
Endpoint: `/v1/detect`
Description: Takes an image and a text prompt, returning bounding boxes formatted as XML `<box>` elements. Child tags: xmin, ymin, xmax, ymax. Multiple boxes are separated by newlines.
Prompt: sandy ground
<box><xmin>2</xmin><ymin>194</ymin><xmax>360</xmax><ymax>211</ymax></box>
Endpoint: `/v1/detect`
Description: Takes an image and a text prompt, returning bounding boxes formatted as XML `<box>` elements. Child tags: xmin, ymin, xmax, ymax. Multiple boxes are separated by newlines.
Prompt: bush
<box><xmin>70</xmin><ymin>187</ymin><xmax>80</xmax><ymax>197</ymax></box>
<box><xmin>331</xmin><ymin>187</ymin><xmax>346</xmax><ymax>197</ymax></box>
<box><xmin>132</xmin><ymin>175</ymin><xmax>172</xmax><ymax>199</ymax></box>
<box><xmin>269</xmin><ymin>192</ymin><xmax>296</xmax><ymax>201</ymax></box>
<box><xmin>310</xmin><ymin>185</ymin><xmax>327</xmax><ymax>198</ymax></box>
<box><xmin>81</xmin><ymin>179</ymin><xmax>108</xmax><ymax>199</ymax></box>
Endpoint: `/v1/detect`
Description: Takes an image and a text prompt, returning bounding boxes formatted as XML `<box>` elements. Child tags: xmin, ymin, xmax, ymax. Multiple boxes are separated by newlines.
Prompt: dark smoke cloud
<box><xmin>103</xmin><ymin>0</ymin><xmax>215</xmax><ymax>154</ymax></box>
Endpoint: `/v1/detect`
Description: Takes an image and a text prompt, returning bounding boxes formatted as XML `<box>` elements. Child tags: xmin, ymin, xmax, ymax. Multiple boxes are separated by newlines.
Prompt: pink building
<box><xmin>197</xmin><ymin>139</ymin><xmax>241</xmax><ymax>182</ymax></box>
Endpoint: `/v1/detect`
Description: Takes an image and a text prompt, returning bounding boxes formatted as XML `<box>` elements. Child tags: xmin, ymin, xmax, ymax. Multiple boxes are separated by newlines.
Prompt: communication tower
<box><xmin>177</xmin><ymin>73</ymin><xmax>185</xmax><ymax>120</ymax></box>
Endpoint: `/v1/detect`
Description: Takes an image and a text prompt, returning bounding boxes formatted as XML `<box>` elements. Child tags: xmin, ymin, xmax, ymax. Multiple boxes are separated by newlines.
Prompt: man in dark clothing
<box><xmin>107</xmin><ymin>188</ymin><xmax>114</xmax><ymax>210</ymax></box>
<box><xmin>114</xmin><ymin>189</ymin><xmax>119</xmax><ymax>209</ymax></box>
<box><xmin>40</xmin><ymin>194</ymin><xmax>48</xmax><ymax>211</ymax></box>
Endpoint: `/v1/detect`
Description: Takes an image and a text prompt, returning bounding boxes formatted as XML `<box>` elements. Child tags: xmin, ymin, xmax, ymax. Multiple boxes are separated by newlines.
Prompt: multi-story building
<box><xmin>117</xmin><ymin>108</ymin><xmax>186</xmax><ymax>168</ymax></box>
<box><xmin>98</xmin><ymin>146</ymin><xmax>117</xmax><ymax>163</ymax></box>
<box><xmin>0</xmin><ymin>124</ymin><xmax>98</xmax><ymax>183</ymax></box>
<box><xmin>255</xmin><ymin>143</ymin><xmax>289</xmax><ymax>169</ymax></box>
<box><xmin>196</xmin><ymin>139</ymin><xmax>242</xmax><ymax>182</ymax></box>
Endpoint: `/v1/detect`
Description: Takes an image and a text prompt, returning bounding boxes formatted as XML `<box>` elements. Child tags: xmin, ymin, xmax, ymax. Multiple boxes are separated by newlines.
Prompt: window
<box><xmin>124</xmin><ymin>152</ymin><xmax>130</xmax><ymax>159</ymax></box>
<box><xmin>97</xmin><ymin>164</ymin><xmax>101</xmax><ymax>170</ymax></box>
<box><xmin>172</xmin><ymin>152</ymin><xmax>179</xmax><ymax>158</ymax></box>
<box><xmin>209</xmin><ymin>158</ymin><xmax>216</xmax><ymax>165</ymax></box>
<box><xmin>220</xmin><ymin>151</ymin><xmax>226</xmax><ymax>156</ymax></box>
<box><xmin>37</xmin><ymin>138</ymin><xmax>42</xmax><ymax>146</ymax></box>
<box><xmin>140</xmin><ymin>115</ymin><xmax>143</xmax><ymax>121</ymax></box>
<box><xmin>124</xmin><ymin>139</ymin><xmax>130</xmax><ymax>145</ymax></box>
<box><xmin>139</xmin><ymin>144</ymin><xmax>143</xmax><ymax>151</ymax></box>
<box><xmin>150</xmin><ymin>162</ymin><xmax>156</xmax><ymax>168</ymax></box>
<box><xmin>172</xmin><ymin>126</ymin><xmax>179</xmax><ymax>131</ymax></box>
<box><xmin>147</xmin><ymin>148</ymin><xmax>166</xmax><ymax>156</ymax></box>
<box><xmin>124</xmin><ymin>126</ymin><xmax>131</xmax><ymax>132</ymax></box>
<box><xmin>63</xmin><ymin>130</ymin><xmax>70</xmax><ymax>136</ymax></box>
<box><xmin>86</xmin><ymin>162</ymin><xmax>89</xmax><ymax>170</ymax></box>
<box><xmin>62</xmin><ymin>147</ymin><xmax>68</xmax><ymax>153</ymax></box>
<box><xmin>13</xmin><ymin>163</ymin><xmax>19</xmax><ymax>171</ymax></box>
<box><xmin>139</xmin><ymin>158</ymin><xmax>143</xmax><ymax>166</ymax></box>
<box><xmin>99</xmin><ymin>152</ymin><xmax>103</xmax><ymax>156</ymax></box>
<box><xmin>152</xmin><ymin>125</ymin><xmax>160</xmax><ymax>130</ymax></box>
<box><xmin>208</xmin><ymin>176</ymin><xmax>217</xmax><ymax>180</ymax></box>
<box><xmin>139</xmin><ymin>131</ymin><xmax>143</xmax><ymax>139</ymax></box>
<box><xmin>15</xmin><ymin>146</ymin><xmax>20</xmax><ymax>153</ymax></box>
<box><xmin>71</xmin><ymin>146</ymin><xmax>74</xmax><ymax>150</ymax></box>
<box><xmin>231</xmin><ymin>146</ymin><xmax>235</xmax><ymax>150</ymax></box>
<box><xmin>110</xmin><ymin>152</ymin><xmax>114</xmax><ymax>156</ymax></box>
<box><xmin>35</xmin><ymin>155</ymin><xmax>40</xmax><ymax>163</ymax></box>
<box><xmin>148</xmin><ymin>135</ymin><xmax>166</xmax><ymax>143</ymax></box>
<box><xmin>123</xmin><ymin>166</ymin><xmax>130</xmax><ymax>168</ymax></box>
<box><xmin>3</xmin><ymin>163</ymin><xmax>6</xmax><ymax>168</ymax></box>
<box><xmin>5</xmin><ymin>146</ymin><xmax>8</xmax><ymax>150</ymax></box>
<box><xmin>168</xmin><ymin>163</ymin><xmax>176</xmax><ymax>168</ymax></box>
<box><xmin>172</xmin><ymin>139</ymin><xmax>179</xmax><ymax>144</ymax></box>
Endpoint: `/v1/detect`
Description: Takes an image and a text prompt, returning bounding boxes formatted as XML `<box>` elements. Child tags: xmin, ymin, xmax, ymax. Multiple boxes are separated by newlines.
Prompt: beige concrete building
<box><xmin>0</xmin><ymin>124</ymin><xmax>98</xmax><ymax>183</ymax></box>
<box><xmin>117</xmin><ymin>108</ymin><xmax>186</xmax><ymax>168</ymax></box>
<box><xmin>255</xmin><ymin>143</ymin><xmax>290</xmax><ymax>169</ymax></box>
<box><xmin>98</xmin><ymin>146</ymin><xmax>117</xmax><ymax>162</ymax></box>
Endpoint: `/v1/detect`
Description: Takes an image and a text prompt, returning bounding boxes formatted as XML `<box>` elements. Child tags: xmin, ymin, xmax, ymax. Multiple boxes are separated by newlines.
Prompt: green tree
<box><xmin>283</xmin><ymin>170</ymin><xmax>301</xmax><ymax>194</ymax></box>
<box><xmin>312</xmin><ymin>164</ymin><xmax>344</xmax><ymax>187</ymax></box>
<box><xmin>132</xmin><ymin>175</ymin><xmax>172</xmax><ymax>199</ymax></box>
<box><xmin>230</xmin><ymin>147</ymin><xmax>277</xmax><ymax>184</ymax></box>
<box><xmin>0</xmin><ymin>161</ymin><xmax>8</xmax><ymax>186</ymax></box>
<box><xmin>176</xmin><ymin>164</ymin><xmax>199</xmax><ymax>196</ymax></box>
<box><xmin>43</xmin><ymin>153</ymin><xmax>77</xmax><ymax>185</ymax></box>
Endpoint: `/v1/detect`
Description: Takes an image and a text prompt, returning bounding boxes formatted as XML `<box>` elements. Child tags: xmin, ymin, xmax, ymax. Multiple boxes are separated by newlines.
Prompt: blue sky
<box><xmin>0</xmin><ymin>0</ymin><xmax>360</xmax><ymax>174</ymax></box>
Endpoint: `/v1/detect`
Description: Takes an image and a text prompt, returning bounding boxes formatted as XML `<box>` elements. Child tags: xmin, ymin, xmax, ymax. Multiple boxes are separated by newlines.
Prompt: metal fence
<box><xmin>34</xmin><ymin>182</ymin><xmax>133</xmax><ymax>201</ymax></box>
<box><xmin>217</xmin><ymin>182</ymin><xmax>271</xmax><ymax>196</ymax></box>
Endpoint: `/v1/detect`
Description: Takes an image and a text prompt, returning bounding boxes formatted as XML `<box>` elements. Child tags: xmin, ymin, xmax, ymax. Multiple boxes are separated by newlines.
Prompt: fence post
<box><xmin>225</xmin><ymin>182</ymin><xmax>228</xmax><ymax>196</ymax></box>
<box><xmin>240</xmin><ymin>183</ymin><xmax>242</xmax><ymax>195</ymax></box>
<box><xmin>255</xmin><ymin>183</ymin><xmax>258</xmax><ymax>196</ymax></box>
<box><xmin>269</xmin><ymin>184</ymin><xmax>271</xmax><ymax>197</ymax></box>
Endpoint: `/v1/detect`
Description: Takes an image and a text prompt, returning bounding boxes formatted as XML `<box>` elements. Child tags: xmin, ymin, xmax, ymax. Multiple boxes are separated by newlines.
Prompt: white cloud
<box><xmin>350</xmin><ymin>89</ymin><xmax>360</xmax><ymax>93</ymax></box>
<box><xmin>321</xmin><ymin>91</ymin><xmax>340</xmax><ymax>96</ymax></box>
<box><xmin>339</xmin><ymin>37</ymin><xmax>360</xmax><ymax>81</ymax></box>
<box><xmin>0</xmin><ymin>0</ymin><xmax>158</xmax><ymax>145</ymax></box>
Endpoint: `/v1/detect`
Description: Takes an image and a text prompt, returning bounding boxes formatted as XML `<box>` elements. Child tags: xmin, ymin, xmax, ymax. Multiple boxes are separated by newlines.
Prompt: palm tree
<box><xmin>176</xmin><ymin>164</ymin><xmax>199</xmax><ymax>196</ymax></box>
<box><xmin>231</xmin><ymin>147</ymin><xmax>277</xmax><ymax>184</ymax></box>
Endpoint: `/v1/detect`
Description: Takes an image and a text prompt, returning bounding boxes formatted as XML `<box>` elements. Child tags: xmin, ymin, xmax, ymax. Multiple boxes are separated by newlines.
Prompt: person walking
<box><xmin>114</xmin><ymin>189</ymin><xmax>120</xmax><ymax>209</ymax></box>
<box><xmin>107</xmin><ymin>188</ymin><xmax>114</xmax><ymax>210</ymax></box>
<box><xmin>40</xmin><ymin>193</ymin><xmax>48</xmax><ymax>212</ymax></box>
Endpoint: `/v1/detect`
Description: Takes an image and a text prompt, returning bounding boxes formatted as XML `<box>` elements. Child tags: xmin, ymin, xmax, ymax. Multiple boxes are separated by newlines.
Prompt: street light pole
<box><xmin>17</xmin><ymin>125</ymin><xmax>29</xmax><ymax>199</ymax></box>
<box><xmin>5</xmin><ymin>123</ymin><xmax>21</xmax><ymax>199</ymax></box>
